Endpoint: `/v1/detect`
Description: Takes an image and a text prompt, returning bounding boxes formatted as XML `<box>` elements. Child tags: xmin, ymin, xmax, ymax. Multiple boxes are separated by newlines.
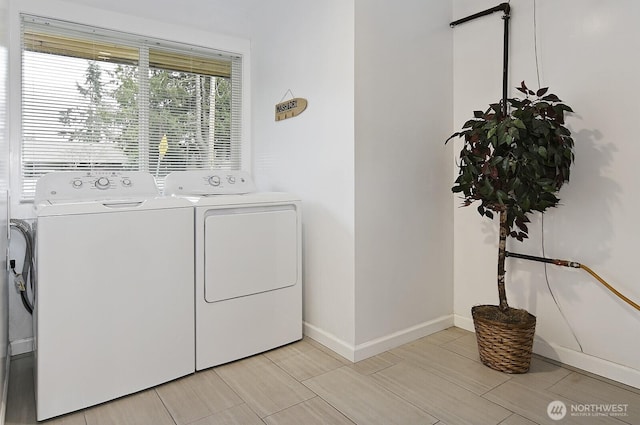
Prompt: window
<box><xmin>20</xmin><ymin>15</ymin><xmax>243</xmax><ymax>200</ymax></box>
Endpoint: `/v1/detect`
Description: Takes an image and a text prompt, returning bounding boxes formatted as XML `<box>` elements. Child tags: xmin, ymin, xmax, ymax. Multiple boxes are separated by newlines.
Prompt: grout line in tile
<box><xmin>260</xmin><ymin>397</ymin><xmax>307</xmax><ymax>420</ymax></box>
<box><xmin>212</xmin><ymin>366</ymin><xmax>256</xmax><ymax>407</ymax></box>
<box><xmin>369</xmin><ymin>368</ymin><xmax>446</xmax><ymax>423</ymax></box>
<box><xmin>308</xmin><ymin>390</ymin><xmax>360</xmax><ymax>425</ymax></box>
<box><xmin>480</xmin><ymin>375</ymin><xmax>514</xmax><ymax>397</ymax></box>
<box><xmin>299</xmin><ymin>365</ymin><xmax>371</xmax><ymax>424</ymax></box>
<box><xmin>153</xmin><ymin>386</ymin><xmax>180</xmax><ymax>425</ymax></box>
<box><xmin>261</xmin><ymin>348</ymin><xmax>299</xmax><ymax>381</ymax></box>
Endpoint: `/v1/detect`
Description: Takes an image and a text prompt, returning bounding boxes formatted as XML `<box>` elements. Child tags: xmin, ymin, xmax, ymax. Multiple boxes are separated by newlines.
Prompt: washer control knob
<box><xmin>121</xmin><ymin>178</ymin><xmax>132</xmax><ymax>187</ymax></box>
<box><xmin>72</xmin><ymin>179</ymin><xmax>83</xmax><ymax>189</ymax></box>
<box><xmin>95</xmin><ymin>177</ymin><xmax>111</xmax><ymax>190</ymax></box>
<box><xmin>208</xmin><ymin>175</ymin><xmax>221</xmax><ymax>186</ymax></box>
<box><xmin>227</xmin><ymin>175</ymin><xmax>236</xmax><ymax>184</ymax></box>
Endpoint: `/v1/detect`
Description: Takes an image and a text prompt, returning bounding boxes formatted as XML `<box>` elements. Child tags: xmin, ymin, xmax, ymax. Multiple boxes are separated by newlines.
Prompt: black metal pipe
<box><xmin>449</xmin><ymin>3</ymin><xmax>510</xmax><ymax>27</ymax></box>
<box><xmin>505</xmin><ymin>251</ymin><xmax>581</xmax><ymax>268</ymax></box>
<box><xmin>502</xmin><ymin>11</ymin><xmax>510</xmax><ymax>117</ymax></box>
<box><xmin>449</xmin><ymin>3</ymin><xmax>511</xmax><ymax>117</ymax></box>
<box><xmin>506</xmin><ymin>251</ymin><xmax>554</xmax><ymax>264</ymax></box>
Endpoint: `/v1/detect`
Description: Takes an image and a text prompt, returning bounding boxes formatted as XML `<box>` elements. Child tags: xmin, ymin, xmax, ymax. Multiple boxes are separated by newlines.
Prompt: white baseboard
<box><xmin>0</xmin><ymin>343</ymin><xmax>10</xmax><ymax>425</ymax></box>
<box><xmin>534</xmin><ymin>339</ymin><xmax>640</xmax><ymax>389</ymax></box>
<box><xmin>353</xmin><ymin>315</ymin><xmax>454</xmax><ymax>362</ymax></box>
<box><xmin>453</xmin><ymin>314</ymin><xmax>474</xmax><ymax>332</ymax></box>
<box><xmin>303</xmin><ymin>322</ymin><xmax>355</xmax><ymax>362</ymax></box>
<box><xmin>454</xmin><ymin>314</ymin><xmax>640</xmax><ymax>389</ymax></box>
<box><xmin>9</xmin><ymin>338</ymin><xmax>33</xmax><ymax>356</ymax></box>
<box><xmin>304</xmin><ymin>315</ymin><xmax>455</xmax><ymax>363</ymax></box>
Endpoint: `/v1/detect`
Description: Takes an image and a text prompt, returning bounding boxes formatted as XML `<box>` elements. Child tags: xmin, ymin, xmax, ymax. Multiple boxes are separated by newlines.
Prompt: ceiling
<box><xmin>64</xmin><ymin>0</ymin><xmax>258</xmax><ymax>35</ymax></box>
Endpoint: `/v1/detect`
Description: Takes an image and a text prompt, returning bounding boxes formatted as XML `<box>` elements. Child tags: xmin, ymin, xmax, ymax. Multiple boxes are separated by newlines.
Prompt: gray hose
<box><xmin>10</xmin><ymin>219</ymin><xmax>35</xmax><ymax>314</ymax></box>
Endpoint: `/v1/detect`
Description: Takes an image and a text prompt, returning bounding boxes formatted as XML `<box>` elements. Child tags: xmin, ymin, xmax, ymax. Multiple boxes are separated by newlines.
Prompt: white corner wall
<box><xmin>250</xmin><ymin>0</ymin><xmax>357</xmax><ymax>356</ymax></box>
<box><xmin>0</xmin><ymin>0</ymin><xmax>10</xmax><ymax>419</ymax></box>
<box><xmin>453</xmin><ymin>0</ymin><xmax>640</xmax><ymax>387</ymax></box>
<box><xmin>354</xmin><ymin>1</ymin><xmax>454</xmax><ymax>356</ymax></box>
<box><xmin>251</xmin><ymin>0</ymin><xmax>456</xmax><ymax>361</ymax></box>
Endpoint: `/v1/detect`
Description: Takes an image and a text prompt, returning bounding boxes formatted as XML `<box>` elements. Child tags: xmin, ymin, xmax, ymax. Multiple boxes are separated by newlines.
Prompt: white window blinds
<box><xmin>20</xmin><ymin>15</ymin><xmax>243</xmax><ymax>200</ymax></box>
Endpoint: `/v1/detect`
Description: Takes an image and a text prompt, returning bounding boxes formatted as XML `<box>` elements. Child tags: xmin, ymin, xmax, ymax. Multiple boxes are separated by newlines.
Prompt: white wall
<box><xmin>73</xmin><ymin>0</ymin><xmax>254</xmax><ymax>38</ymax></box>
<box><xmin>0</xmin><ymin>0</ymin><xmax>10</xmax><ymax>419</ymax></box>
<box><xmin>354</xmin><ymin>0</ymin><xmax>453</xmax><ymax>352</ymax></box>
<box><xmin>250</xmin><ymin>0</ymin><xmax>455</xmax><ymax>361</ymax></box>
<box><xmin>250</xmin><ymin>0</ymin><xmax>357</xmax><ymax>356</ymax></box>
<box><xmin>453</xmin><ymin>0</ymin><xmax>640</xmax><ymax>387</ymax></box>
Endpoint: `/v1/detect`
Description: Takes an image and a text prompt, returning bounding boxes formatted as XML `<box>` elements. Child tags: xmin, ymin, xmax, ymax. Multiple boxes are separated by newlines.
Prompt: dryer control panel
<box><xmin>34</xmin><ymin>171</ymin><xmax>159</xmax><ymax>204</ymax></box>
<box><xmin>164</xmin><ymin>170</ymin><xmax>256</xmax><ymax>196</ymax></box>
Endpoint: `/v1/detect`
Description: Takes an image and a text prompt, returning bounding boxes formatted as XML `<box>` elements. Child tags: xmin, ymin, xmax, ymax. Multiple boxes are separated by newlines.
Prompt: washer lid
<box><xmin>35</xmin><ymin>196</ymin><xmax>194</xmax><ymax>216</ymax></box>
<box><xmin>164</xmin><ymin>170</ymin><xmax>256</xmax><ymax>196</ymax></box>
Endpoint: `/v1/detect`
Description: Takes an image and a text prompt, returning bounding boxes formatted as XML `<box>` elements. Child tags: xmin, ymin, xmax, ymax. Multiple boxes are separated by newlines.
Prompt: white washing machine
<box><xmin>164</xmin><ymin>170</ymin><xmax>302</xmax><ymax>370</ymax></box>
<box><xmin>33</xmin><ymin>171</ymin><xmax>195</xmax><ymax>420</ymax></box>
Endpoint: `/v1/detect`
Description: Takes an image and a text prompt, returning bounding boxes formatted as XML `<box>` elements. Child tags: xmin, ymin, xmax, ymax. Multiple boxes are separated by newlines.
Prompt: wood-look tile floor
<box><xmin>6</xmin><ymin>328</ymin><xmax>640</xmax><ymax>425</ymax></box>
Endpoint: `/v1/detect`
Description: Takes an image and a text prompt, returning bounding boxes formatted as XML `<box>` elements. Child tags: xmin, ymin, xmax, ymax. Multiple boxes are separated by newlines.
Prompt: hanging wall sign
<box><xmin>275</xmin><ymin>97</ymin><xmax>307</xmax><ymax>121</ymax></box>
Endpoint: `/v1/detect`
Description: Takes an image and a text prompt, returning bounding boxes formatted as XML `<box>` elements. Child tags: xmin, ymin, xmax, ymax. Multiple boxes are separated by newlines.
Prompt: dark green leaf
<box><xmin>445</xmin><ymin>133</ymin><xmax>459</xmax><ymax>144</ymax></box>
<box><xmin>536</xmin><ymin>87</ymin><xmax>549</xmax><ymax>96</ymax></box>
<box><xmin>509</xmin><ymin>99</ymin><xmax>524</xmax><ymax>108</ymax></box>
<box><xmin>496</xmin><ymin>190</ymin><xmax>507</xmax><ymax>205</ymax></box>
<box><xmin>535</xmin><ymin>101</ymin><xmax>550</xmax><ymax>110</ymax></box>
<box><xmin>516</xmin><ymin>221</ymin><xmax>528</xmax><ymax>233</ymax></box>
<box><xmin>462</xmin><ymin>120</ymin><xmax>479</xmax><ymax>128</ymax></box>
<box><xmin>489</xmin><ymin>156</ymin><xmax>504</xmax><ymax>166</ymax></box>
<box><xmin>512</xmin><ymin>118</ymin><xmax>526</xmax><ymax>129</ymax></box>
<box><xmin>557</xmin><ymin>103</ymin><xmax>573</xmax><ymax>112</ymax></box>
<box><xmin>542</xmin><ymin>93</ymin><xmax>560</xmax><ymax>102</ymax></box>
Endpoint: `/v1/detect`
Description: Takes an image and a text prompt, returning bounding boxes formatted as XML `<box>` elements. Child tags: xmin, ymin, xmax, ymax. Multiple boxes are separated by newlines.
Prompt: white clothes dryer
<box><xmin>165</xmin><ymin>170</ymin><xmax>302</xmax><ymax>370</ymax></box>
<box><xmin>34</xmin><ymin>171</ymin><xmax>195</xmax><ymax>420</ymax></box>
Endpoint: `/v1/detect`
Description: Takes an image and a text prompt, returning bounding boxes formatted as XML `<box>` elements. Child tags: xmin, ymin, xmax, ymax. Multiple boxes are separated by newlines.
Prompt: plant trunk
<box><xmin>208</xmin><ymin>77</ymin><xmax>217</xmax><ymax>167</ymax></box>
<box><xmin>195</xmin><ymin>75</ymin><xmax>203</xmax><ymax>167</ymax></box>
<box><xmin>497</xmin><ymin>209</ymin><xmax>509</xmax><ymax>311</ymax></box>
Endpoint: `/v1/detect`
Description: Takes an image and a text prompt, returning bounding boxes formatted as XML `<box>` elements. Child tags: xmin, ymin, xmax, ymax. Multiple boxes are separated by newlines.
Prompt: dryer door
<box><xmin>204</xmin><ymin>205</ymin><xmax>298</xmax><ymax>302</ymax></box>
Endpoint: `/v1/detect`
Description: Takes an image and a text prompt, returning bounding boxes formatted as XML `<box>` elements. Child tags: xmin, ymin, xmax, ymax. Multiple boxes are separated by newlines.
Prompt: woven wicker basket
<box><xmin>472</xmin><ymin>305</ymin><xmax>536</xmax><ymax>374</ymax></box>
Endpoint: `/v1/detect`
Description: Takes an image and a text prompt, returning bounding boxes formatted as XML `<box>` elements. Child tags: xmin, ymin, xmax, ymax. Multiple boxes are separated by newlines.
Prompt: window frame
<box><xmin>9</xmin><ymin>5</ymin><xmax>251</xmax><ymax>217</ymax></box>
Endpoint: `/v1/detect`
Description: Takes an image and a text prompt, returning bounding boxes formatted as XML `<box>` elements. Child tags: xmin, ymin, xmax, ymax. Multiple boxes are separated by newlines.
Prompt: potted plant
<box><xmin>447</xmin><ymin>81</ymin><xmax>575</xmax><ymax>373</ymax></box>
